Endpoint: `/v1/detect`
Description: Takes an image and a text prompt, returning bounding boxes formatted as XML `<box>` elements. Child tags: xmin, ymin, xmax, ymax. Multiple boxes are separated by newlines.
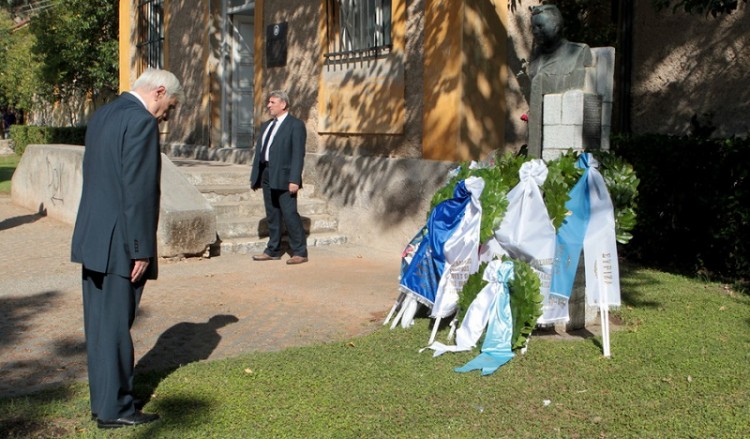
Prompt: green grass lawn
<box><xmin>1</xmin><ymin>265</ymin><xmax>749</xmax><ymax>438</ymax></box>
<box><xmin>0</xmin><ymin>154</ymin><xmax>20</xmax><ymax>194</ymax></box>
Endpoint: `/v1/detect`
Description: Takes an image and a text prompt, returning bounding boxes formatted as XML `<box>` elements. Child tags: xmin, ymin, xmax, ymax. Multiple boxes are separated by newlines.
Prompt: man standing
<box><xmin>250</xmin><ymin>90</ymin><xmax>308</xmax><ymax>264</ymax></box>
<box><xmin>71</xmin><ymin>69</ymin><xmax>183</xmax><ymax>429</ymax></box>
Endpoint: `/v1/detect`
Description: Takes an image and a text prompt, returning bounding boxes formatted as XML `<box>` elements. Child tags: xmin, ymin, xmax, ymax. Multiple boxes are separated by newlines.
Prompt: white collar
<box><xmin>127</xmin><ymin>91</ymin><xmax>148</xmax><ymax>109</ymax></box>
<box><xmin>274</xmin><ymin>112</ymin><xmax>289</xmax><ymax>124</ymax></box>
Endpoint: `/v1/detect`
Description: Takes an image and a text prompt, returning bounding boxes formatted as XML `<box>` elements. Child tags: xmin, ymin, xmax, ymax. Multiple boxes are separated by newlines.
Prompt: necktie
<box><xmin>260</xmin><ymin>118</ymin><xmax>277</xmax><ymax>162</ymax></box>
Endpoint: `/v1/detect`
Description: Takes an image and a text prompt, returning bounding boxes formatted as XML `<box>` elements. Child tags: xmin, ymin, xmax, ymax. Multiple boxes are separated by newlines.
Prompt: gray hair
<box><xmin>133</xmin><ymin>69</ymin><xmax>185</xmax><ymax>102</ymax></box>
<box><xmin>269</xmin><ymin>90</ymin><xmax>290</xmax><ymax>109</ymax></box>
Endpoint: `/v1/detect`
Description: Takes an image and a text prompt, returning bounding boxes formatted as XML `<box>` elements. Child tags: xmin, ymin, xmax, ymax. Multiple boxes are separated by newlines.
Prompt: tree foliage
<box><xmin>551</xmin><ymin>0</ymin><xmax>619</xmax><ymax>48</ymax></box>
<box><xmin>29</xmin><ymin>0</ymin><xmax>118</xmax><ymax>104</ymax></box>
<box><xmin>0</xmin><ymin>9</ymin><xmax>40</xmax><ymax>111</ymax></box>
<box><xmin>652</xmin><ymin>0</ymin><xmax>747</xmax><ymax>16</ymax></box>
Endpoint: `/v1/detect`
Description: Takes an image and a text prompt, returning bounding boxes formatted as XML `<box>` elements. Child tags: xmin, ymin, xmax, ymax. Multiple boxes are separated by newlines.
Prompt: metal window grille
<box><xmin>137</xmin><ymin>0</ymin><xmax>164</xmax><ymax>70</ymax></box>
<box><xmin>325</xmin><ymin>0</ymin><xmax>392</xmax><ymax>64</ymax></box>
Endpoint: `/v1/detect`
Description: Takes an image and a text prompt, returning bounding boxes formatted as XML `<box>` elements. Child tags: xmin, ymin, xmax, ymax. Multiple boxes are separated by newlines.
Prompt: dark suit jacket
<box><xmin>71</xmin><ymin>92</ymin><xmax>161</xmax><ymax>280</ymax></box>
<box><xmin>250</xmin><ymin>114</ymin><xmax>306</xmax><ymax>190</ymax></box>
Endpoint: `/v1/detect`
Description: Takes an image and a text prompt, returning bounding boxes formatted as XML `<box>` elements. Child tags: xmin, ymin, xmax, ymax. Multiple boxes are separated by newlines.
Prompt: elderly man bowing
<box><xmin>71</xmin><ymin>69</ymin><xmax>183</xmax><ymax>429</ymax></box>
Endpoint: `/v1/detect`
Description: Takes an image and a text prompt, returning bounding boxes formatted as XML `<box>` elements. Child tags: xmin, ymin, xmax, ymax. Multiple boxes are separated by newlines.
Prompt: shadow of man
<box><xmin>134</xmin><ymin>314</ymin><xmax>239</xmax><ymax>402</ymax></box>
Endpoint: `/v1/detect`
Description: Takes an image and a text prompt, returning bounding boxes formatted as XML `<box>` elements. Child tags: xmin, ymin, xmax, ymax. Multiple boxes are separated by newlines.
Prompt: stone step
<box><xmin>213</xmin><ymin>233</ymin><xmax>348</xmax><ymax>256</ymax></box>
<box><xmin>196</xmin><ymin>184</ymin><xmax>319</xmax><ymax>203</ymax></box>
<box><xmin>173</xmin><ymin>158</ymin><xmax>346</xmax><ymax>249</ymax></box>
<box><xmin>174</xmin><ymin>159</ymin><xmax>250</xmax><ymax>186</ymax></box>
<box><xmin>216</xmin><ymin>214</ymin><xmax>339</xmax><ymax>240</ymax></box>
<box><xmin>177</xmin><ymin>161</ymin><xmax>318</xmax><ymax>189</ymax></box>
<box><xmin>212</xmin><ymin>198</ymin><xmax>330</xmax><ymax>217</ymax></box>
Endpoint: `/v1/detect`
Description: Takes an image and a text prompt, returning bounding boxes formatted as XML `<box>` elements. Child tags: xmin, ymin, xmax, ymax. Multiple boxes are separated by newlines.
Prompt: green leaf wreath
<box><xmin>507</xmin><ymin>257</ymin><xmax>543</xmax><ymax>350</ymax></box>
<box><xmin>590</xmin><ymin>150</ymin><xmax>640</xmax><ymax>244</ymax></box>
<box><xmin>456</xmin><ymin>258</ymin><xmax>543</xmax><ymax>351</ymax></box>
<box><xmin>429</xmin><ymin>149</ymin><xmax>638</xmax><ymax>245</ymax></box>
<box><xmin>427</xmin><ymin>148</ymin><xmax>639</xmax><ymax>350</ymax></box>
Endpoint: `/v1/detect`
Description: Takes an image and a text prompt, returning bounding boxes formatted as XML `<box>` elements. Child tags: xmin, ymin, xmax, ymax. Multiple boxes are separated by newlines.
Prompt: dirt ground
<box><xmin>0</xmin><ymin>194</ymin><xmax>402</xmax><ymax>398</ymax></box>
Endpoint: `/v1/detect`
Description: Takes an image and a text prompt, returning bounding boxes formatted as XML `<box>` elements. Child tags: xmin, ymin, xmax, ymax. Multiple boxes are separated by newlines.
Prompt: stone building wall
<box><xmin>631</xmin><ymin>1</ymin><xmax>749</xmax><ymax>137</ymax></box>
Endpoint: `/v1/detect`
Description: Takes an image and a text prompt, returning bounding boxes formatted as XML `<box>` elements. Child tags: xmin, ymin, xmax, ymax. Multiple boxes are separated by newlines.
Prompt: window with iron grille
<box><xmin>325</xmin><ymin>0</ymin><xmax>392</xmax><ymax>64</ymax></box>
<box><xmin>137</xmin><ymin>0</ymin><xmax>164</xmax><ymax>70</ymax></box>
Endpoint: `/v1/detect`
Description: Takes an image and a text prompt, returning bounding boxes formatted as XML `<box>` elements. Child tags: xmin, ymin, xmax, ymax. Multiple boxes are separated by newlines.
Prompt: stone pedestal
<box><xmin>555</xmin><ymin>257</ymin><xmax>599</xmax><ymax>332</ymax></box>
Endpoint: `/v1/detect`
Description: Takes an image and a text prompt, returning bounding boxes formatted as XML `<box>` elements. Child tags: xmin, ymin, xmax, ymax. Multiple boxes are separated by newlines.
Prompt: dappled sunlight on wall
<box><xmin>423</xmin><ymin>0</ymin><xmax>509</xmax><ymax>162</ymax></box>
<box><xmin>259</xmin><ymin>0</ymin><xmax>322</xmax><ymax>150</ymax></box>
<box><xmin>319</xmin><ymin>56</ymin><xmax>405</xmax><ymax>135</ymax></box>
<box><xmin>461</xmin><ymin>0</ymin><xmax>508</xmax><ymax>159</ymax></box>
<box><xmin>631</xmin><ymin>1</ymin><xmax>750</xmax><ymax>136</ymax></box>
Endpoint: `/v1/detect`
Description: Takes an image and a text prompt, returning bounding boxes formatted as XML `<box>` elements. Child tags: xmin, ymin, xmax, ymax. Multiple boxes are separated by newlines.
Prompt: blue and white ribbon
<box><xmin>400</xmin><ymin>177</ymin><xmax>484</xmax><ymax>313</ymax></box>
<box><xmin>455</xmin><ymin>260</ymin><xmax>515</xmax><ymax>375</ymax></box>
<box><xmin>550</xmin><ymin>154</ymin><xmax>592</xmax><ymax>300</ymax></box>
<box><xmin>430</xmin><ymin>176</ymin><xmax>485</xmax><ymax>318</ymax></box>
<box><xmin>426</xmin><ymin>259</ymin><xmax>508</xmax><ymax>356</ymax></box>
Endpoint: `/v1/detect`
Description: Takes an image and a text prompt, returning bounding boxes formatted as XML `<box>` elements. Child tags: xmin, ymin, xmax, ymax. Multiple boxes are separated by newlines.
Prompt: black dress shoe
<box><xmin>97</xmin><ymin>411</ymin><xmax>159</xmax><ymax>429</ymax></box>
<box><xmin>92</xmin><ymin>399</ymin><xmax>144</xmax><ymax>420</ymax></box>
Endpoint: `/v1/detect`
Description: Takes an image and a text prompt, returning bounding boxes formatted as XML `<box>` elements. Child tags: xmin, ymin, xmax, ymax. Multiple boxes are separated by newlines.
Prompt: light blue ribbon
<box><xmin>455</xmin><ymin>261</ymin><xmax>515</xmax><ymax>376</ymax></box>
<box><xmin>550</xmin><ymin>154</ymin><xmax>592</xmax><ymax>299</ymax></box>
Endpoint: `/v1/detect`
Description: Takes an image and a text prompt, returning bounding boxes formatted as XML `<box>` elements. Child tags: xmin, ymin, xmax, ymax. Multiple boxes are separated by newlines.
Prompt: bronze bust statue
<box><xmin>527</xmin><ymin>5</ymin><xmax>593</xmax><ymax>157</ymax></box>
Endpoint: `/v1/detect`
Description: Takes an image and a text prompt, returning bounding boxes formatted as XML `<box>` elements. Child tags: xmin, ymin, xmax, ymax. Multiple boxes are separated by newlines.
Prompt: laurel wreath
<box><xmin>458</xmin><ymin>258</ymin><xmax>543</xmax><ymax>350</ymax></box>
<box><xmin>429</xmin><ymin>149</ymin><xmax>639</xmax><ymax>351</ymax></box>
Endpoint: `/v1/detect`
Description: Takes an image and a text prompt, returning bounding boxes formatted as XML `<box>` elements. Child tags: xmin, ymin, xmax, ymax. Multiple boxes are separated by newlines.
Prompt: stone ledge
<box><xmin>11</xmin><ymin>144</ymin><xmax>217</xmax><ymax>258</ymax></box>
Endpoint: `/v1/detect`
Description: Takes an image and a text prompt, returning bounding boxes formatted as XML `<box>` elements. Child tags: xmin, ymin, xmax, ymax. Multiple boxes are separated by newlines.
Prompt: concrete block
<box><xmin>566</xmin><ymin>124</ymin><xmax>583</xmax><ymax>149</ymax></box>
<box><xmin>158</xmin><ymin>158</ymin><xmax>217</xmax><ymax>257</ymax></box>
<box><xmin>543</xmin><ymin>93</ymin><xmax>563</xmax><ymax>125</ymax></box>
<box><xmin>543</xmin><ymin>125</ymin><xmax>565</xmax><ymax>149</ymax></box>
<box><xmin>11</xmin><ymin>144</ymin><xmax>84</xmax><ymax>224</ymax></box>
<box><xmin>593</xmin><ymin>47</ymin><xmax>615</xmax><ymax>102</ymax></box>
<box><xmin>584</xmin><ymin>66</ymin><xmax>597</xmax><ymax>94</ymax></box>
<box><xmin>542</xmin><ymin>148</ymin><xmax>565</xmax><ymax>162</ymax></box>
<box><xmin>544</xmin><ymin>124</ymin><xmax>582</xmax><ymax>150</ymax></box>
<box><xmin>601</xmin><ymin>102</ymin><xmax>613</xmax><ymax>128</ymax></box>
<box><xmin>562</xmin><ymin>90</ymin><xmax>585</xmax><ymax>125</ymax></box>
<box><xmin>12</xmin><ymin>144</ymin><xmax>217</xmax><ymax>258</ymax></box>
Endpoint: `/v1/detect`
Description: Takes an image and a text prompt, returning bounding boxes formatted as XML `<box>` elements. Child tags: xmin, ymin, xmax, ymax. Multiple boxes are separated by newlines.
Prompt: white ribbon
<box><xmin>583</xmin><ymin>156</ymin><xmax>621</xmax><ymax>307</ymax></box>
<box><xmin>427</xmin><ymin>259</ymin><xmax>507</xmax><ymax>356</ymax></box>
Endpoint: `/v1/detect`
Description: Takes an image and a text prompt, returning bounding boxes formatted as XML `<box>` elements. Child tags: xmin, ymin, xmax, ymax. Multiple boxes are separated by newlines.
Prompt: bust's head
<box><xmin>531</xmin><ymin>5</ymin><xmax>564</xmax><ymax>49</ymax></box>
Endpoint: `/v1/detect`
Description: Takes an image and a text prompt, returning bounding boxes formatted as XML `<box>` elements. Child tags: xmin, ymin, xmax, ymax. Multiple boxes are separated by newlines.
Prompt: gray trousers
<box><xmin>82</xmin><ymin>268</ymin><xmax>143</xmax><ymax>420</ymax></box>
<box><xmin>261</xmin><ymin>165</ymin><xmax>308</xmax><ymax>257</ymax></box>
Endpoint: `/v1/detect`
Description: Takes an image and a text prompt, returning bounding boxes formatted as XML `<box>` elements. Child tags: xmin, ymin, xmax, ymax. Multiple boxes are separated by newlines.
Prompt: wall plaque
<box><xmin>266</xmin><ymin>22</ymin><xmax>288</xmax><ymax>68</ymax></box>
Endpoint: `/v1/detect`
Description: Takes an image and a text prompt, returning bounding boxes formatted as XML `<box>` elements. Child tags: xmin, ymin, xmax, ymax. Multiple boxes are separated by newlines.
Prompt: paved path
<box><xmin>0</xmin><ymin>194</ymin><xmax>401</xmax><ymax>398</ymax></box>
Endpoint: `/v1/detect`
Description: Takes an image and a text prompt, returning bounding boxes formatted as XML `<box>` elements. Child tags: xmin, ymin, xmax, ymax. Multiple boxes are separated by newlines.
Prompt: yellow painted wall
<box><xmin>461</xmin><ymin>0</ymin><xmax>507</xmax><ymax>159</ymax></box>
<box><xmin>253</xmin><ymin>0</ymin><xmax>265</xmax><ymax>132</ymax></box>
<box><xmin>422</xmin><ymin>0</ymin><xmax>507</xmax><ymax>161</ymax></box>
<box><xmin>422</xmin><ymin>0</ymin><xmax>463</xmax><ymax>161</ymax></box>
<box><xmin>317</xmin><ymin>0</ymin><xmax>406</xmax><ymax>135</ymax></box>
<box><xmin>118</xmin><ymin>1</ymin><xmax>131</xmax><ymax>92</ymax></box>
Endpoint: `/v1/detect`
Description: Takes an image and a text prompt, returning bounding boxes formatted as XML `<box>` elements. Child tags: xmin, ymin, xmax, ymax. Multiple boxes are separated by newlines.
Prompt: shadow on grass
<box><xmin>0</xmin><ymin>168</ymin><xmax>14</xmax><ymax>185</ymax></box>
<box><xmin>0</xmin><ymin>386</ymin><xmax>79</xmax><ymax>438</ymax></box>
<box><xmin>619</xmin><ymin>259</ymin><xmax>663</xmax><ymax>309</ymax></box>
<box><xmin>134</xmin><ymin>315</ymin><xmax>239</xmax><ymax>405</ymax></box>
<box><xmin>130</xmin><ymin>396</ymin><xmax>213</xmax><ymax>438</ymax></box>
